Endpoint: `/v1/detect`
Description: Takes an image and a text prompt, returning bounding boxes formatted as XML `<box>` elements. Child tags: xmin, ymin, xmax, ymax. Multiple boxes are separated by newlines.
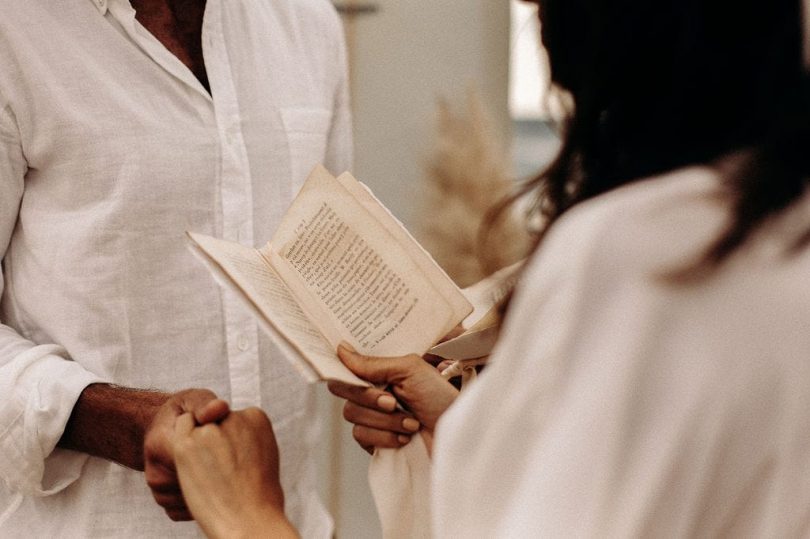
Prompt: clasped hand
<box><xmin>148</xmin><ymin>397</ymin><xmax>294</xmax><ymax>538</ymax></box>
<box><xmin>160</xmin><ymin>346</ymin><xmax>457</xmax><ymax>536</ymax></box>
<box><xmin>142</xmin><ymin>389</ymin><xmax>231</xmax><ymax>521</ymax></box>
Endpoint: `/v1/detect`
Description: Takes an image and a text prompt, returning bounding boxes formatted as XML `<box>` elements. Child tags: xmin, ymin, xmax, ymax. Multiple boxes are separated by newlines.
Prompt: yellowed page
<box><xmin>335</xmin><ymin>172</ymin><xmax>470</xmax><ymax>338</ymax></box>
<box><xmin>264</xmin><ymin>166</ymin><xmax>471</xmax><ymax>357</ymax></box>
<box><xmin>187</xmin><ymin>232</ymin><xmax>369</xmax><ymax>387</ymax></box>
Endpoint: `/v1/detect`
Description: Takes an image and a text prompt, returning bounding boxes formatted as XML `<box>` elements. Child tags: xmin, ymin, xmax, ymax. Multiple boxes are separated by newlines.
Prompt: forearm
<box><xmin>58</xmin><ymin>383</ymin><xmax>170</xmax><ymax>470</ymax></box>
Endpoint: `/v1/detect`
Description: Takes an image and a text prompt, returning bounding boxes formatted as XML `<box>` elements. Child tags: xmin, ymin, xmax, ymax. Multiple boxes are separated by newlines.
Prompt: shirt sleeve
<box><xmin>0</xmin><ymin>101</ymin><xmax>105</xmax><ymax>497</ymax></box>
<box><xmin>322</xmin><ymin>10</ymin><xmax>353</xmax><ymax>175</ymax></box>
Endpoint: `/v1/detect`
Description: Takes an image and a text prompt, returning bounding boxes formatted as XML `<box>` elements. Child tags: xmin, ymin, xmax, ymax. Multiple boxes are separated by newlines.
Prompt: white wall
<box><xmin>345</xmin><ymin>0</ymin><xmax>511</xmax><ymax>230</ymax></box>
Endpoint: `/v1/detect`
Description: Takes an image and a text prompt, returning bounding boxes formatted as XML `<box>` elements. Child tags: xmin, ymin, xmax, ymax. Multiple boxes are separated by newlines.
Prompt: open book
<box><xmin>188</xmin><ymin>166</ymin><xmax>473</xmax><ymax>387</ymax></box>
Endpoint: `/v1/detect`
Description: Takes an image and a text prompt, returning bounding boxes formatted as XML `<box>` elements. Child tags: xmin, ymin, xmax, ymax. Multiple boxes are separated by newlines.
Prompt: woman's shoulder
<box><xmin>516</xmin><ymin>163</ymin><xmax>810</xmax><ymax>335</ymax></box>
<box><xmin>537</xmin><ymin>164</ymin><xmax>810</xmax><ymax>283</ymax></box>
<box><xmin>522</xmin><ymin>166</ymin><xmax>726</xmax><ymax>290</ymax></box>
<box><xmin>551</xmin><ymin>167</ymin><xmax>723</xmax><ymax>260</ymax></box>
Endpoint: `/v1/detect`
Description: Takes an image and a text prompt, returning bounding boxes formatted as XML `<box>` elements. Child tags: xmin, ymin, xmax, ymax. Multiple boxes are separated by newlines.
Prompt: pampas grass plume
<box><xmin>419</xmin><ymin>89</ymin><xmax>530</xmax><ymax>287</ymax></box>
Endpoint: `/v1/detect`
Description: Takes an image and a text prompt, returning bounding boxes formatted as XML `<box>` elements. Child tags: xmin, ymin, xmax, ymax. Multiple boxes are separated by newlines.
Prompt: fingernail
<box><xmin>339</xmin><ymin>341</ymin><xmax>356</xmax><ymax>353</ymax></box>
<box><xmin>402</xmin><ymin>417</ymin><xmax>420</xmax><ymax>432</ymax></box>
<box><xmin>398</xmin><ymin>435</ymin><xmax>411</xmax><ymax>445</ymax></box>
<box><xmin>377</xmin><ymin>394</ymin><xmax>397</xmax><ymax>411</ymax></box>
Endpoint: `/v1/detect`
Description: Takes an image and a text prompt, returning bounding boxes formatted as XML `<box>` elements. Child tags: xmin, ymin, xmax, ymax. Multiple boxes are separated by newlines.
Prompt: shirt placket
<box><xmin>102</xmin><ymin>0</ymin><xmax>261</xmax><ymax>409</ymax></box>
<box><xmin>203</xmin><ymin>0</ymin><xmax>261</xmax><ymax>409</ymax></box>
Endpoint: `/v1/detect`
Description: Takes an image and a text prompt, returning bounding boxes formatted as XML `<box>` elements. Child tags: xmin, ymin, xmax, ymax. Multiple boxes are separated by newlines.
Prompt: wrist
<box><xmin>244</xmin><ymin>504</ymin><xmax>297</xmax><ymax>539</ymax></box>
<box><xmin>209</xmin><ymin>503</ymin><xmax>295</xmax><ymax>539</ymax></box>
<box><xmin>59</xmin><ymin>383</ymin><xmax>170</xmax><ymax>470</ymax></box>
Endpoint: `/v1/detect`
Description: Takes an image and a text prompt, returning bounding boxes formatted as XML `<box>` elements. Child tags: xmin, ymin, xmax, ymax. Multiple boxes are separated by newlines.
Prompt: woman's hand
<box><xmin>173</xmin><ymin>408</ymin><xmax>299</xmax><ymax>539</ymax></box>
<box><xmin>327</xmin><ymin>344</ymin><xmax>459</xmax><ymax>454</ymax></box>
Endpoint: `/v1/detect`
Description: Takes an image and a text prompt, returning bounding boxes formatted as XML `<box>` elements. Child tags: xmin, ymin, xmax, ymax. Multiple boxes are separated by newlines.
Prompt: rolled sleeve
<box><xmin>0</xmin><ymin>347</ymin><xmax>104</xmax><ymax>496</ymax></box>
<box><xmin>0</xmin><ymin>102</ymin><xmax>105</xmax><ymax>496</ymax></box>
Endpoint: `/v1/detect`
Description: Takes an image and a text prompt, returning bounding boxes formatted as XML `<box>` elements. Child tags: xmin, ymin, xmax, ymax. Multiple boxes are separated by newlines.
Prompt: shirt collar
<box><xmin>90</xmin><ymin>0</ymin><xmax>108</xmax><ymax>15</ymax></box>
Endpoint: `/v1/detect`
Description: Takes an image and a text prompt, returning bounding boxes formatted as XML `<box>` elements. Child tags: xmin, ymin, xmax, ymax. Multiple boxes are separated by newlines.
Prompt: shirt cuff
<box><xmin>0</xmin><ymin>348</ymin><xmax>106</xmax><ymax>496</ymax></box>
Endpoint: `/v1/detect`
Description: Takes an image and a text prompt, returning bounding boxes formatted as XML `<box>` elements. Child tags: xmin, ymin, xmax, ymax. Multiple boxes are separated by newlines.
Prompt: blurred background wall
<box><xmin>316</xmin><ymin>1</ymin><xmax>557</xmax><ymax>536</ymax></box>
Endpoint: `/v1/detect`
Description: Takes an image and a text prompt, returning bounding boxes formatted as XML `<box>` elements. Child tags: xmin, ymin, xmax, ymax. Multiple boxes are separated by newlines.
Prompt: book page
<box><xmin>428</xmin><ymin>326</ymin><xmax>500</xmax><ymax>361</ymax></box>
<box><xmin>187</xmin><ymin>232</ymin><xmax>369</xmax><ymax>386</ymax></box>
<box><xmin>335</xmin><ymin>172</ymin><xmax>470</xmax><ymax>338</ymax></box>
<box><xmin>264</xmin><ymin>166</ymin><xmax>471</xmax><ymax>357</ymax></box>
<box><xmin>461</xmin><ymin>259</ymin><xmax>524</xmax><ymax>331</ymax></box>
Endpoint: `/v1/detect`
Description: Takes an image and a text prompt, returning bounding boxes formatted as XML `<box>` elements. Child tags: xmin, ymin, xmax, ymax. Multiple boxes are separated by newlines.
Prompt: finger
<box><xmin>337</xmin><ymin>344</ymin><xmax>421</xmax><ymax>385</ymax></box>
<box><xmin>232</xmin><ymin>408</ymin><xmax>281</xmax><ymax>461</ymax></box>
<box><xmin>172</xmin><ymin>413</ymin><xmax>199</xmax><ymax>465</ymax></box>
<box><xmin>152</xmin><ymin>491</ymin><xmax>187</xmax><ymax>511</ymax></box>
<box><xmin>352</xmin><ymin>424</ymin><xmax>411</xmax><ymax>449</ymax></box>
<box><xmin>145</xmin><ymin>464</ymin><xmax>179</xmax><ymax>492</ymax></box>
<box><xmin>166</xmin><ymin>508</ymin><xmax>194</xmax><ymax>522</ymax></box>
<box><xmin>436</xmin><ymin>360</ymin><xmax>455</xmax><ymax>373</ymax></box>
<box><xmin>217</xmin><ymin>408</ymin><xmax>272</xmax><ymax>441</ymax></box>
<box><xmin>194</xmin><ymin>398</ymin><xmax>230</xmax><ymax>425</ymax></box>
<box><xmin>239</xmin><ymin>406</ymin><xmax>272</xmax><ymax>427</ymax></box>
<box><xmin>177</xmin><ymin>389</ymin><xmax>219</xmax><ymax>415</ymax></box>
<box><xmin>150</xmin><ymin>486</ymin><xmax>191</xmax><ymax>521</ymax></box>
<box><xmin>343</xmin><ymin>402</ymin><xmax>420</xmax><ymax>434</ymax></box>
<box><xmin>147</xmin><ymin>477</ymin><xmax>181</xmax><ymax>495</ymax></box>
<box><xmin>327</xmin><ymin>382</ymin><xmax>398</xmax><ymax>412</ymax></box>
<box><xmin>174</xmin><ymin>412</ymin><xmax>196</xmax><ymax>438</ymax></box>
<box><xmin>422</xmin><ymin>353</ymin><xmax>444</xmax><ymax>366</ymax></box>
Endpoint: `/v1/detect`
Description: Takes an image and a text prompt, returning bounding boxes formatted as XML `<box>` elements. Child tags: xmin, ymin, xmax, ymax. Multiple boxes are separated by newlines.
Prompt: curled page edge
<box><xmin>428</xmin><ymin>325</ymin><xmax>499</xmax><ymax>361</ymax></box>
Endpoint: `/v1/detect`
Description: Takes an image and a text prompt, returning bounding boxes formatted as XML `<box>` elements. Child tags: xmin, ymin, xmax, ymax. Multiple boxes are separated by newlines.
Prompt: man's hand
<box><xmin>327</xmin><ymin>343</ymin><xmax>458</xmax><ymax>454</ymax></box>
<box><xmin>59</xmin><ymin>384</ymin><xmax>229</xmax><ymax>522</ymax></box>
<box><xmin>143</xmin><ymin>390</ymin><xmax>230</xmax><ymax>521</ymax></box>
<box><xmin>174</xmin><ymin>408</ymin><xmax>298</xmax><ymax>539</ymax></box>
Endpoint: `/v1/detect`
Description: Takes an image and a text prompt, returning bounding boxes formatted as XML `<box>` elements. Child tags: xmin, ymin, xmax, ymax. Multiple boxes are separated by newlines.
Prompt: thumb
<box><xmin>176</xmin><ymin>389</ymin><xmax>225</xmax><ymax>421</ymax></box>
<box><xmin>194</xmin><ymin>398</ymin><xmax>230</xmax><ymax>425</ymax></box>
<box><xmin>337</xmin><ymin>343</ymin><xmax>420</xmax><ymax>385</ymax></box>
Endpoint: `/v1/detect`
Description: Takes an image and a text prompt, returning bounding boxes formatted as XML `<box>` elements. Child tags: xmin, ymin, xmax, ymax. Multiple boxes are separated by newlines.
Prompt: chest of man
<box><xmin>2</xmin><ymin>0</ymin><xmax>337</xmax><ymax>236</ymax></box>
<box><xmin>130</xmin><ymin>0</ymin><xmax>210</xmax><ymax>91</ymax></box>
<box><xmin>0</xmin><ymin>0</ymin><xmax>339</xmax><ymax>342</ymax></box>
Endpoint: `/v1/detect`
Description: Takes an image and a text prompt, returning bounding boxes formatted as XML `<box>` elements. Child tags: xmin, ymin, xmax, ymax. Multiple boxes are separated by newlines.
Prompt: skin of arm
<box><xmin>327</xmin><ymin>343</ymin><xmax>459</xmax><ymax>454</ymax></box>
<box><xmin>173</xmin><ymin>408</ymin><xmax>299</xmax><ymax>539</ymax></box>
<box><xmin>58</xmin><ymin>383</ymin><xmax>229</xmax><ymax>521</ymax></box>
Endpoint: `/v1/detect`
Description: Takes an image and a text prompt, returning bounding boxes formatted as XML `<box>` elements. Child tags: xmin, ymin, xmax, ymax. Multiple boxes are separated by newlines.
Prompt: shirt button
<box><xmin>237</xmin><ymin>334</ymin><xmax>250</xmax><ymax>351</ymax></box>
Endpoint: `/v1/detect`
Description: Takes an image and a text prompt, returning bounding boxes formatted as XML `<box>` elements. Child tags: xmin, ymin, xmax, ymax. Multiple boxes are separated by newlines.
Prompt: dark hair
<box><xmin>498</xmin><ymin>0</ymin><xmax>810</xmax><ymax>271</ymax></box>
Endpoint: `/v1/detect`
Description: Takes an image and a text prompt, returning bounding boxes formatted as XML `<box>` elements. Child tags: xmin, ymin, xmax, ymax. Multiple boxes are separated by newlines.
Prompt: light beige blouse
<box><xmin>431</xmin><ymin>167</ymin><xmax>810</xmax><ymax>537</ymax></box>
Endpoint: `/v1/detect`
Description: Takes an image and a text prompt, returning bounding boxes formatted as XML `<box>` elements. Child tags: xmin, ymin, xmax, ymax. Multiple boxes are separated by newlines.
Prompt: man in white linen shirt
<box><xmin>0</xmin><ymin>0</ymin><xmax>351</xmax><ymax>536</ymax></box>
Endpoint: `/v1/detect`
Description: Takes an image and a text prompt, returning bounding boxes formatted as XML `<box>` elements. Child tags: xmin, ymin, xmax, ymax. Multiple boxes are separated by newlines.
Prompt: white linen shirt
<box><xmin>431</xmin><ymin>168</ymin><xmax>810</xmax><ymax>537</ymax></box>
<box><xmin>0</xmin><ymin>0</ymin><xmax>351</xmax><ymax>537</ymax></box>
